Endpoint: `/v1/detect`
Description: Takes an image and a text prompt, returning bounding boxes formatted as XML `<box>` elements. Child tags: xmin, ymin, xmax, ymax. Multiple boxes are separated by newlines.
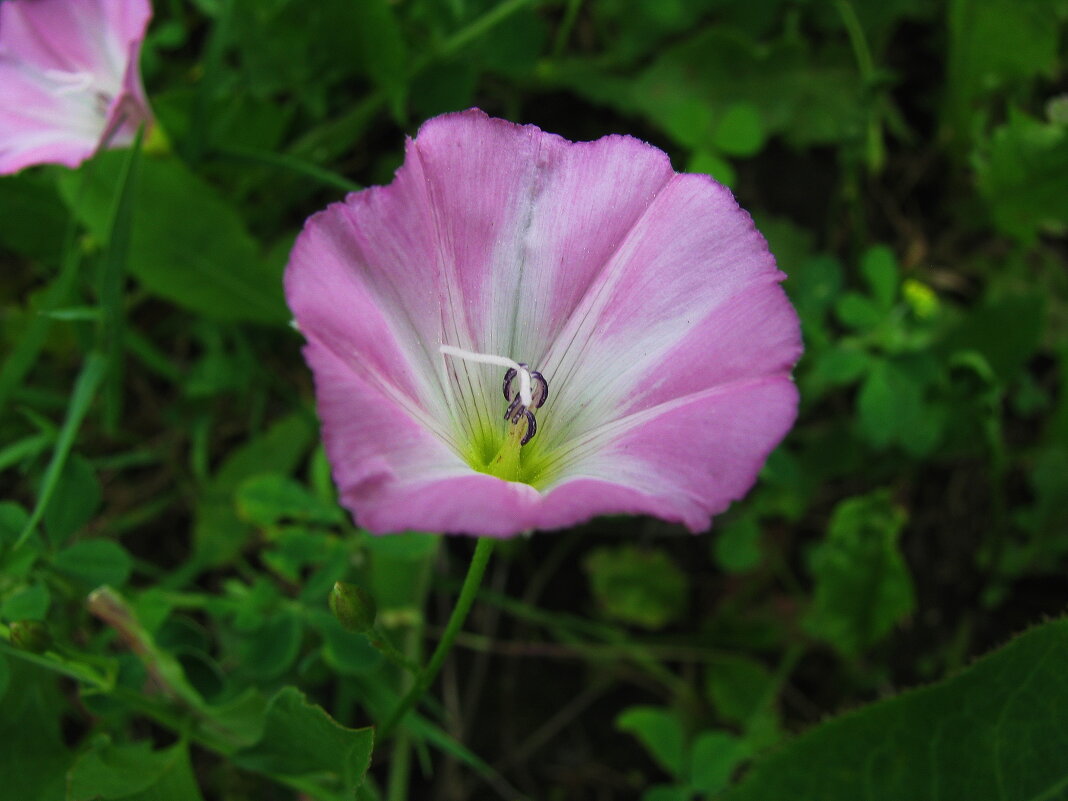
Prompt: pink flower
<box><xmin>286</xmin><ymin>109</ymin><xmax>802</xmax><ymax>536</ymax></box>
<box><xmin>0</xmin><ymin>0</ymin><xmax>153</xmax><ymax>174</ymax></box>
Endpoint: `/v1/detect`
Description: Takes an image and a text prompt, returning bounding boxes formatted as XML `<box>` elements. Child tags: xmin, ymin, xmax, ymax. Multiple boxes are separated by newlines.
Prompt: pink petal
<box><xmin>405</xmin><ymin>111</ymin><xmax>676</xmax><ymax>362</ymax></box>
<box><xmin>535</xmin><ymin>173</ymin><xmax>799</xmax><ymax>452</ymax></box>
<box><xmin>0</xmin><ymin>0</ymin><xmax>149</xmax><ymax>74</ymax></box>
<box><xmin>542</xmin><ymin>376</ymin><xmax>800</xmax><ymax>532</ymax></box>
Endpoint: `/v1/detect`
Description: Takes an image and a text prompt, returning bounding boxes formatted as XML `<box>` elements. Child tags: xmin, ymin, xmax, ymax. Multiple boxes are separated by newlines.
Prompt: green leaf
<box><xmin>712</xmin><ymin>515</ymin><xmax>764</xmax><ymax>573</ymax></box>
<box><xmin>942</xmin><ymin>292</ymin><xmax>1046</xmax><ymax>385</ymax></box>
<box><xmin>723</xmin><ymin>618</ymin><xmax>1068</xmax><ymax>801</ymax></box>
<box><xmin>835</xmin><ymin>292</ymin><xmax>883</xmax><ymax>330</ymax></box>
<box><xmin>0</xmin><ymin>173</ymin><xmax>67</xmax><ymax>261</ymax></box>
<box><xmin>713</xmin><ymin>103</ymin><xmax>766</xmax><ymax>157</ymax></box>
<box><xmin>976</xmin><ymin>110</ymin><xmax>1068</xmax><ymax>242</ymax></box>
<box><xmin>193</xmin><ymin>414</ymin><xmax>315</xmax><ymax>567</ymax></box>
<box><xmin>687</xmin><ymin>150</ymin><xmax>737</xmax><ymax>187</ymax></box>
<box><xmin>1</xmin><ymin>581</ymin><xmax>51</xmax><ymax>621</ymax></box>
<box><xmin>704</xmin><ymin>654</ymin><xmax>776</xmax><ymax>729</ymax></box>
<box><xmin>68</xmin><ymin>740</ymin><xmax>205</xmax><ymax>801</ymax></box>
<box><xmin>235</xmin><ymin>611</ymin><xmax>303</xmax><ymax>680</ymax></box>
<box><xmin>0</xmin><ymin>662</ymin><xmax>72</xmax><ymax>801</ymax></box>
<box><xmin>57</xmin><ymin>153</ymin><xmax>287</xmax><ymax>323</ymax></box>
<box><xmin>690</xmin><ymin>730</ymin><xmax>750</xmax><ymax>793</ymax></box>
<box><xmin>947</xmin><ymin>0</ymin><xmax>1065</xmax><ymax>139</ymax></box>
<box><xmin>584</xmin><ymin>546</ymin><xmax>689</xmax><ymax>629</ymax></box>
<box><xmin>861</xmin><ymin>245</ymin><xmax>899</xmax><ymax>309</ymax></box>
<box><xmin>234</xmin><ymin>687</ymin><xmax>374</xmax><ymax>795</ymax></box>
<box><xmin>803</xmin><ymin>490</ymin><xmax>914</xmax><ymax>656</ymax></box>
<box><xmin>616</xmin><ymin>706</ymin><xmax>686</xmax><ymax>777</ymax></box>
<box><xmin>354</xmin><ymin>0</ymin><xmax>409</xmax><ymax>119</ymax></box>
<box><xmin>311</xmin><ymin>611</ymin><xmax>384</xmax><ymax>676</ymax></box>
<box><xmin>788</xmin><ymin>255</ymin><xmax>844</xmax><ymax>321</ymax></box>
<box><xmin>262</xmin><ymin>526</ymin><xmax>336</xmax><ymax>583</ymax></box>
<box><xmin>16</xmin><ymin>352</ymin><xmax>107</xmax><ymax>549</ymax></box>
<box><xmin>633</xmin><ymin>29</ymin><xmax>864</xmax><ymax>150</ymax></box>
<box><xmin>641</xmin><ymin>786</ymin><xmax>690</xmax><ymax>801</ymax></box>
<box><xmin>807</xmin><ymin>346</ymin><xmax>873</xmax><ymax>394</ymax></box>
<box><xmin>235</xmin><ymin>474</ymin><xmax>343</xmax><ymax>528</ymax></box>
<box><xmin>857</xmin><ymin>358</ymin><xmax>940</xmax><ymax>455</ymax></box>
<box><xmin>52</xmin><ymin>540</ymin><xmax>133</xmax><ymax>589</ymax></box>
<box><xmin>41</xmin><ymin>455</ymin><xmax>101</xmax><ymax>542</ymax></box>
<box><xmin>0</xmin><ymin>502</ymin><xmax>30</xmax><ymax>545</ymax></box>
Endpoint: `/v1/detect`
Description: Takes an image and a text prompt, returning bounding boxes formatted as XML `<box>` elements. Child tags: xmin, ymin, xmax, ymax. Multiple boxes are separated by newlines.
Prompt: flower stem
<box><xmin>379</xmin><ymin>537</ymin><xmax>495</xmax><ymax>740</ymax></box>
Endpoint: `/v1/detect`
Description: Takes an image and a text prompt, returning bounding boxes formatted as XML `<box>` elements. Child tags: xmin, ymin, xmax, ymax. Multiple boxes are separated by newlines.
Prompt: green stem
<box><xmin>214</xmin><ymin>144</ymin><xmax>362</xmax><ymax>193</ymax></box>
<box><xmin>552</xmin><ymin>0</ymin><xmax>584</xmax><ymax>57</ymax></box>
<box><xmin>14</xmin><ymin>351</ymin><xmax>107</xmax><ymax>550</ymax></box>
<box><xmin>379</xmin><ymin>537</ymin><xmax>495</xmax><ymax>739</ymax></box>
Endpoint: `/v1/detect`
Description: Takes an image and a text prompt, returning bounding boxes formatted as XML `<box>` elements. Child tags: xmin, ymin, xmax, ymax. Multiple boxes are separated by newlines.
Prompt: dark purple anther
<box><xmin>504</xmin><ymin>394</ymin><xmax>524</xmax><ymax>425</ymax></box>
<box><xmin>501</xmin><ymin>363</ymin><xmax>549</xmax><ymax>445</ymax></box>
<box><xmin>530</xmin><ymin>371</ymin><xmax>548</xmax><ymax>408</ymax></box>
<box><xmin>521</xmin><ymin>410</ymin><xmax>537</xmax><ymax>445</ymax></box>
<box><xmin>502</xmin><ymin>367</ymin><xmax>518</xmax><ymax>401</ymax></box>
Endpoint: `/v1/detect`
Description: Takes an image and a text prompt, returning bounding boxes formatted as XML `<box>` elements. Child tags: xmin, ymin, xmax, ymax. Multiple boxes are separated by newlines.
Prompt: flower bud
<box><xmin>329</xmin><ymin>582</ymin><xmax>377</xmax><ymax>633</ymax></box>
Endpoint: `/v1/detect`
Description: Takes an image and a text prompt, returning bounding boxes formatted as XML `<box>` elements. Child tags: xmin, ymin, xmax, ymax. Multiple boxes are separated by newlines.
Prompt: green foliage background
<box><xmin>2</xmin><ymin>0</ymin><xmax>1068</xmax><ymax>798</ymax></box>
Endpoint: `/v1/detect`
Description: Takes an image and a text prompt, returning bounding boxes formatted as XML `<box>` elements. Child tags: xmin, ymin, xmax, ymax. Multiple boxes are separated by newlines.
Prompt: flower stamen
<box><xmin>439</xmin><ymin>344</ymin><xmax>549</xmax><ymax>446</ymax></box>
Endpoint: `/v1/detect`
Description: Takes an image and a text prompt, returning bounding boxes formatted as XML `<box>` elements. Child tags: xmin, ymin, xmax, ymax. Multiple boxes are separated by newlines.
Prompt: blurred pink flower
<box><xmin>286</xmin><ymin>109</ymin><xmax>802</xmax><ymax>536</ymax></box>
<box><xmin>0</xmin><ymin>0</ymin><xmax>153</xmax><ymax>174</ymax></box>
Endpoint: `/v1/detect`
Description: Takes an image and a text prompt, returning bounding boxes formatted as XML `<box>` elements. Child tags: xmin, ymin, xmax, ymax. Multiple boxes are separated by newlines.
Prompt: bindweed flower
<box><xmin>0</xmin><ymin>0</ymin><xmax>153</xmax><ymax>174</ymax></box>
<box><xmin>286</xmin><ymin>109</ymin><xmax>802</xmax><ymax>536</ymax></box>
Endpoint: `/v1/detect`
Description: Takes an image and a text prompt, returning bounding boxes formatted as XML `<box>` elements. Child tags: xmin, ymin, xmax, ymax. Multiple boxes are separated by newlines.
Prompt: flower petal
<box><xmin>0</xmin><ymin>0</ymin><xmax>150</xmax><ymax>75</ymax></box>
<box><xmin>540</xmin><ymin>376</ymin><xmax>800</xmax><ymax>532</ymax></box>
<box><xmin>0</xmin><ymin>62</ymin><xmax>99</xmax><ymax>171</ymax></box>
<box><xmin>406</xmin><ymin>109</ymin><xmax>676</xmax><ymax>365</ymax></box>
<box><xmin>534</xmin><ymin>173</ymin><xmax>798</xmax><ymax>455</ymax></box>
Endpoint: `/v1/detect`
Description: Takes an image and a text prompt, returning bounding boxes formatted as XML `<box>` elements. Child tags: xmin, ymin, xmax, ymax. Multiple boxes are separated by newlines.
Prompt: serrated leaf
<box><xmin>723</xmin><ymin>618</ymin><xmax>1068</xmax><ymax>801</ymax></box>
<box><xmin>234</xmin><ymin>687</ymin><xmax>374</xmax><ymax>794</ymax></box>
<box><xmin>68</xmin><ymin>740</ymin><xmax>204</xmax><ymax>801</ymax></box>
<box><xmin>803</xmin><ymin>490</ymin><xmax>914</xmax><ymax>656</ymax></box>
